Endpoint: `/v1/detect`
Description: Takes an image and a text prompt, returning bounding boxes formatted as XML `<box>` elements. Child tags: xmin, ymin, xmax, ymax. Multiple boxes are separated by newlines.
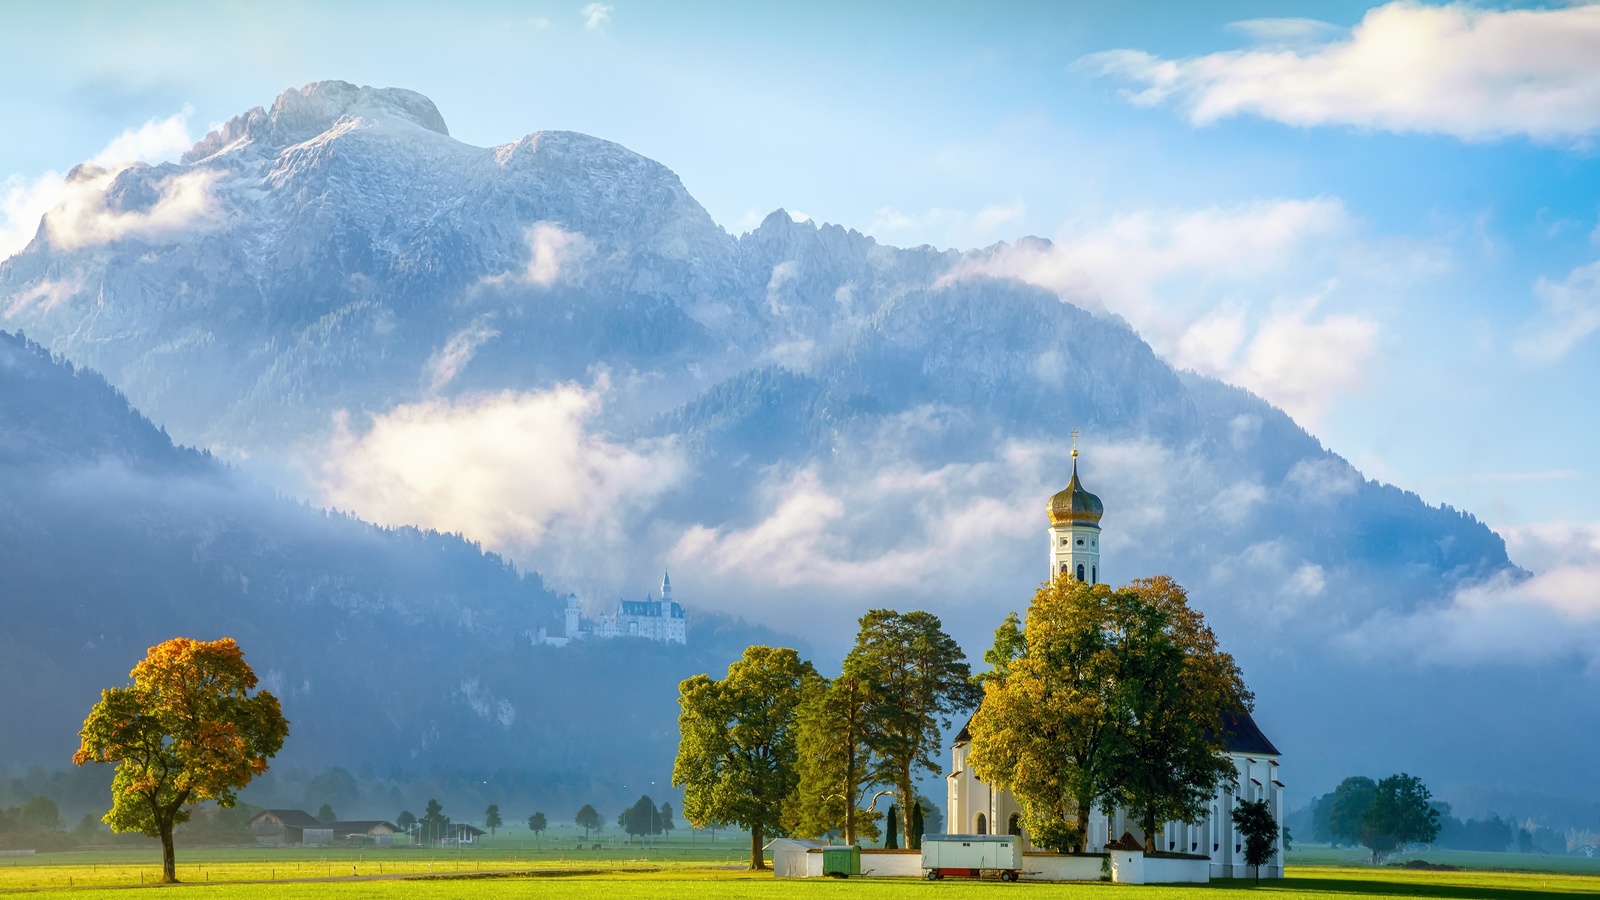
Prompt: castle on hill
<box><xmin>946</xmin><ymin>441</ymin><xmax>1285</xmax><ymax>879</ymax></box>
<box><xmin>534</xmin><ymin>572</ymin><xmax>687</xmax><ymax>646</ymax></box>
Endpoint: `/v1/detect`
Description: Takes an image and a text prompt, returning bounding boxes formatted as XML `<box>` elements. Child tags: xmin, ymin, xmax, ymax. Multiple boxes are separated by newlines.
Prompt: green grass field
<box><xmin>1</xmin><ymin>866</ymin><xmax>1599</xmax><ymax>900</ymax></box>
<box><xmin>1</xmin><ymin>837</ymin><xmax>1596</xmax><ymax>898</ymax></box>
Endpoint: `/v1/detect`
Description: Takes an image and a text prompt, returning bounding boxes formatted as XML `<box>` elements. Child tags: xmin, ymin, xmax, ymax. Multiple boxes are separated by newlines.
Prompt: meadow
<box><xmin>2</xmin><ymin>834</ymin><xmax>1598</xmax><ymax>898</ymax></box>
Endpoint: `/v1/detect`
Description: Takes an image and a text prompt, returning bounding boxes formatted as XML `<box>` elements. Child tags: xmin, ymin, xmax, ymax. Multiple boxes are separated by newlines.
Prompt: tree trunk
<box><xmin>899</xmin><ymin>771</ymin><xmax>914</xmax><ymax>845</ymax></box>
<box><xmin>1076</xmin><ymin>803</ymin><xmax>1091</xmax><ymax>853</ymax></box>
<box><xmin>159</xmin><ymin>819</ymin><xmax>177</xmax><ymax>883</ymax></box>
<box><xmin>750</xmin><ymin>822</ymin><xmax>764</xmax><ymax>870</ymax></box>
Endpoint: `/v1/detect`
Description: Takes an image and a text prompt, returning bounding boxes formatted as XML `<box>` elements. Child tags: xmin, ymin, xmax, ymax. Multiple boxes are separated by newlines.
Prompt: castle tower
<box><xmin>1047</xmin><ymin>432</ymin><xmax>1104</xmax><ymax>584</ymax></box>
<box><xmin>661</xmin><ymin>571</ymin><xmax>673</xmax><ymax>607</ymax></box>
<box><xmin>564</xmin><ymin>593</ymin><xmax>581</xmax><ymax>639</ymax></box>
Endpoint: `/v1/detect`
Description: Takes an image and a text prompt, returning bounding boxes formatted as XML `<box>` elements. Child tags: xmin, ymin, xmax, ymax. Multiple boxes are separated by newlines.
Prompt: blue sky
<box><xmin>3</xmin><ymin>0</ymin><xmax>1598</xmax><ymax>571</ymax></box>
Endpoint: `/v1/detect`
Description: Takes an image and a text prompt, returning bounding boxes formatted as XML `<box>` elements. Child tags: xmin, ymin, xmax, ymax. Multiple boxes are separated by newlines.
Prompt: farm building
<box><xmin>248</xmin><ymin>809</ymin><xmax>333</xmax><ymax>846</ymax></box>
<box><xmin>331</xmin><ymin>821</ymin><xmax>398</xmax><ymax>845</ymax></box>
<box><xmin>767</xmin><ymin>838</ymin><xmax>828</xmax><ymax>878</ymax></box>
<box><xmin>945</xmin><ymin>445</ymin><xmax>1287</xmax><ymax>880</ymax></box>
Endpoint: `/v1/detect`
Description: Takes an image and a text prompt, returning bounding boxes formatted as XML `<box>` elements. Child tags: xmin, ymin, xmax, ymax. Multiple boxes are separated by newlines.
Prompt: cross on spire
<box><xmin>1071</xmin><ymin>428</ymin><xmax>1079</xmax><ymax>459</ymax></box>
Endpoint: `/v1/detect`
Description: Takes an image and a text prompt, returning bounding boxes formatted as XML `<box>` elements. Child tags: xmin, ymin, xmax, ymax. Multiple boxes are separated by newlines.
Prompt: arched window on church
<box><xmin>1076</xmin><ymin>563</ymin><xmax>1085</xmax><ymax>581</ymax></box>
<box><xmin>1060</xmin><ymin>563</ymin><xmax>1068</xmax><ymax>575</ymax></box>
<box><xmin>1092</xmin><ymin>565</ymin><xmax>1096</xmax><ymax>583</ymax></box>
<box><xmin>1008</xmin><ymin>814</ymin><xmax>1023</xmax><ymax>837</ymax></box>
<box><xmin>976</xmin><ymin>814</ymin><xmax>987</xmax><ymax>835</ymax></box>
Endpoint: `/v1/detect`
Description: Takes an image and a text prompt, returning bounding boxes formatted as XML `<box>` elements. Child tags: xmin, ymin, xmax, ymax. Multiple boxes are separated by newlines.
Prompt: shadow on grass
<box><xmin>1200</xmin><ymin>876</ymin><xmax>1600</xmax><ymax>900</ymax></box>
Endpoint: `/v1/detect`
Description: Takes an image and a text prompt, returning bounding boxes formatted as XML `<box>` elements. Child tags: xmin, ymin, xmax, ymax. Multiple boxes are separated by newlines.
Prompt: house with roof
<box><xmin>330</xmin><ymin>821</ymin><xmax>399</xmax><ymax>846</ymax></box>
<box><xmin>945</xmin><ymin>442</ymin><xmax>1286</xmax><ymax>879</ymax></box>
<box><xmin>247</xmin><ymin>809</ymin><xmax>334</xmax><ymax>846</ymax></box>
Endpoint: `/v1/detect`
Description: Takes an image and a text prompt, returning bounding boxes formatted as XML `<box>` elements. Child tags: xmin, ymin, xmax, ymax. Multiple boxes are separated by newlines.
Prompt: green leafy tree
<box><xmin>575</xmin><ymin>804</ymin><xmax>603</xmax><ymax>839</ymax></box>
<box><xmin>527</xmin><ymin>811</ymin><xmax>547</xmax><ymax>844</ymax></box>
<box><xmin>658</xmin><ymin>802</ymin><xmax>675</xmax><ymax>837</ymax></box>
<box><xmin>72</xmin><ymin>812</ymin><xmax>101</xmax><ymax>842</ymax></box>
<box><xmin>1106</xmin><ymin>577</ymin><xmax>1250</xmax><ymax>846</ymax></box>
<box><xmin>673</xmin><ymin>645</ymin><xmax>820</xmax><ymax>869</ymax></box>
<box><xmin>853</xmin><ymin>610</ymin><xmax>981</xmax><ymax>843</ymax></box>
<box><xmin>1232</xmin><ymin>799</ymin><xmax>1279</xmax><ymax>883</ymax></box>
<box><xmin>1328</xmin><ymin>777</ymin><xmax>1377</xmax><ymax>847</ymax></box>
<box><xmin>73</xmin><ymin>637</ymin><xmax>287</xmax><ymax>883</ymax></box>
<box><xmin>787</xmin><ymin>661</ymin><xmax>881</xmax><ymax>845</ymax></box>
<box><xmin>419</xmin><ymin>799</ymin><xmax>450</xmax><ymax>846</ymax></box>
<box><xmin>917</xmin><ymin>795</ymin><xmax>944</xmax><ymax>836</ymax></box>
<box><xmin>1361</xmin><ymin>774</ymin><xmax>1441</xmax><ymax>863</ymax></box>
<box><xmin>484</xmin><ymin>804</ymin><xmax>502</xmax><ymax>836</ymax></box>
<box><xmin>316</xmin><ymin>804</ymin><xmax>337</xmax><ymax>825</ymax></box>
<box><xmin>975</xmin><ymin>611</ymin><xmax>1025</xmax><ymax>686</ymax></box>
<box><xmin>15</xmin><ymin>797</ymin><xmax>63</xmax><ymax>832</ymax></box>
<box><xmin>1310</xmin><ymin>793</ymin><xmax>1335</xmax><ymax>845</ymax></box>
<box><xmin>967</xmin><ymin>578</ymin><xmax>1122</xmax><ymax>851</ymax></box>
<box><xmin>396</xmin><ymin>810</ymin><xmax>417</xmax><ymax>832</ymax></box>
<box><xmin>884</xmin><ymin>803</ymin><xmax>899</xmax><ymax>849</ymax></box>
<box><xmin>620</xmin><ymin>795</ymin><xmax>660</xmax><ymax>839</ymax></box>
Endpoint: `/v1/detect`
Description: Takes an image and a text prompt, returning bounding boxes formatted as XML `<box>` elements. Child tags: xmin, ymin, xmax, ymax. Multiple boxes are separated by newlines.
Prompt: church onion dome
<box><xmin>1047</xmin><ymin>456</ymin><xmax>1103</xmax><ymax>526</ymax></box>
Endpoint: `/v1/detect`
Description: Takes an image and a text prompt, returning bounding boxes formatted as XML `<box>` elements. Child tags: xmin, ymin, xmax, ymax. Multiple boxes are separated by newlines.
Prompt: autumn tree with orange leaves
<box><xmin>74</xmin><ymin>638</ymin><xmax>288</xmax><ymax>883</ymax></box>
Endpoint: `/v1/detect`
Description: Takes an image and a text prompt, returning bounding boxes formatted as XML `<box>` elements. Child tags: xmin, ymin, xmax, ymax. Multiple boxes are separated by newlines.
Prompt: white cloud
<box><xmin>1514</xmin><ymin>259</ymin><xmax>1600</xmax><ymax>363</ymax></box>
<box><xmin>3</xmin><ymin>277</ymin><xmax>82</xmax><ymax>319</ymax></box>
<box><xmin>1082</xmin><ymin>2</ymin><xmax>1600</xmax><ymax>143</ymax></box>
<box><xmin>41</xmin><ymin>166</ymin><xmax>223</xmax><ymax>251</ymax></box>
<box><xmin>1343</xmin><ymin>520</ymin><xmax>1600</xmax><ymax>666</ymax></box>
<box><xmin>483</xmin><ymin>222</ymin><xmax>592</xmax><ymax>288</ymax></box>
<box><xmin>1285</xmin><ymin>455</ymin><xmax>1361</xmax><ymax>500</ymax></box>
<box><xmin>671</xmin><ymin>424</ymin><xmax>1057</xmax><ymax>594</ymax></box>
<box><xmin>1225</xmin><ymin>300</ymin><xmax>1379</xmax><ymax>424</ymax></box>
<box><xmin>1</xmin><ymin>109</ymin><xmax>196</xmax><ymax>260</ymax></box>
<box><xmin>320</xmin><ymin>382</ymin><xmax>684</xmax><ymax>550</ymax></box>
<box><xmin>580</xmin><ymin>2</ymin><xmax>612</xmax><ymax>30</ymax></box>
<box><xmin>944</xmin><ymin>199</ymin><xmax>1381</xmax><ymax>425</ymax></box>
<box><xmin>425</xmin><ymin>319</ymin><xmax>500</xmax><ymax>393</ymax></box>
<box><xmin>92</xmin><ymin>107</ymin><xmax>195</xmax><ymax>168</ymax></box>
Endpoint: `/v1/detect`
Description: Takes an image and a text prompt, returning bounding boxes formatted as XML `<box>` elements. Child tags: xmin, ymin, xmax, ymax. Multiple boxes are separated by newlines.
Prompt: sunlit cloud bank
<box><xmin>320</xmin><ymin>381</ymin><xmax>685</xmax><ymax>549</ymax></box>
<box><xmin>1</xmin><ymin>108</ymin><xmax>197</xmax><ymax>260</ymax></box>
<box><xmin>1342</xmin><ymin>522</ymin><xmax>1600</xmax><ymax>667</ymax></box>
<box><xmin>945</xmin><ymin>199</ymin><xmax>1388</xmax><ymax>425</ymax></box>
<box><xmin>668</xmin><ymin>415</ymin><xmax>1354</xmax><ymax>644</ymax></box>
<box><xmin>480</xmin><ymin>222</ymin><xmax>592</xmax><ymax>288</ymax></box>
<box><xmin>1082</xmin><ymin>2</ymin><xmax>1600</xmax><ymax>143</ymax></box>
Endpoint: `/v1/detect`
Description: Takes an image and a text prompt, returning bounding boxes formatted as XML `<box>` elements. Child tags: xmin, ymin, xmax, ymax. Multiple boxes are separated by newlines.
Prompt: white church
<box><xmin>946</xmin><ymin>444</ymin><xmax>1285</xmax><ymax>879</ymax></box>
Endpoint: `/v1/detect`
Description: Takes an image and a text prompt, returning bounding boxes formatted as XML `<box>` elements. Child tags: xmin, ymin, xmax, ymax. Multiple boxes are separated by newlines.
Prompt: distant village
<box><xmin>531</xmin><ymin>572</ymin><xmax>687</xmax><ymax>647</ymax></box>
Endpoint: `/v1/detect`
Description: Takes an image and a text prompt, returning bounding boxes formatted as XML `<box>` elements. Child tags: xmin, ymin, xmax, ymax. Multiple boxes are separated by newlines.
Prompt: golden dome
<box><xmin>1047</xmin><ymin>454</ymin><xmax>1103</xmax><ymax>527</ymax></box>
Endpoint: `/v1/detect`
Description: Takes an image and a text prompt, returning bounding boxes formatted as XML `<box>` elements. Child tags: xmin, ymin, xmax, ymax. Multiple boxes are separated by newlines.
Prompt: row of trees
<box><xmin>967</xmin><ymin>576</ymin><xmax>1251</xmax><ymax>854</ymax></box>
<box><xmin>673</xmin><ymin>610</ymin><xmax>978</xmax><ymax>868</ymax></box>
<box><xmin>1310</xmin><ymin>775</ymin><xmax>1441</xmax><ymax>862</ymax></box>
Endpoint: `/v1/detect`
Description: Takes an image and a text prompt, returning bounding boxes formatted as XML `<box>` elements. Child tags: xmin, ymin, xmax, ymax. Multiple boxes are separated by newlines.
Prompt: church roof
<box><xmin>1047</xmin><ymin>455</ymin><xmax>1103</xmax><ymax>527</ymax></box>
<box><xmin>1219</xmin><ymin>711</ymin><xmax>1280</xmax><ymax>756</ymax></box>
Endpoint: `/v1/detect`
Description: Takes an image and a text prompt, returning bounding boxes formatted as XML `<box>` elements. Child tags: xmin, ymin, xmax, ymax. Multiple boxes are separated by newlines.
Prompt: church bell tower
<box><xmin>1047</xmin><ymin>431</ymin><xmax>1104</xmax><ymax>584</ymax></box>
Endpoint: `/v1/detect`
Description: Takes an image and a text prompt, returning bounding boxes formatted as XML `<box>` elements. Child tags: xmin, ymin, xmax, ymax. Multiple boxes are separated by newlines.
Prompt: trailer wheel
<box><xmin>925</xmin><ymin>870</ymin><xmax>938</xmax><ymax>881</ymax></box>
<box><xmin>1000</xmin><ymin>870</ymin><xmax>1017</xmax><ymax>882</ymax></box>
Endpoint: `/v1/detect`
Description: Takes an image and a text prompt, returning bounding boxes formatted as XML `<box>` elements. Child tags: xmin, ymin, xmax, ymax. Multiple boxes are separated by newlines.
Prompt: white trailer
<box><xmin>921</xmin><ymin>835</ymin><xmax>1020</xmax><ymax>882</ymax></box>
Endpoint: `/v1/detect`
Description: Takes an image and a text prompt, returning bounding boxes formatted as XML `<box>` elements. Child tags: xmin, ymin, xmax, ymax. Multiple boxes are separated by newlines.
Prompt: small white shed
<box><xmin>767</xmin><ymin>838</ymin><xmax>828</xmax><ymax>878</ymax></box>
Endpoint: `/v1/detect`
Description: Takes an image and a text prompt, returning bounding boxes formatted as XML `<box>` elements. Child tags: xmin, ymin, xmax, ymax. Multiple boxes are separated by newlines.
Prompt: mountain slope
<box><xmin>0</xmin><ymin>329</ymin><xmax>780</xmax><ymax>815</ymax></box>
<box><xmin>1</xmin><ymin>81</ymin><xmax>1580</xmax><ymax>799</ymax></box>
